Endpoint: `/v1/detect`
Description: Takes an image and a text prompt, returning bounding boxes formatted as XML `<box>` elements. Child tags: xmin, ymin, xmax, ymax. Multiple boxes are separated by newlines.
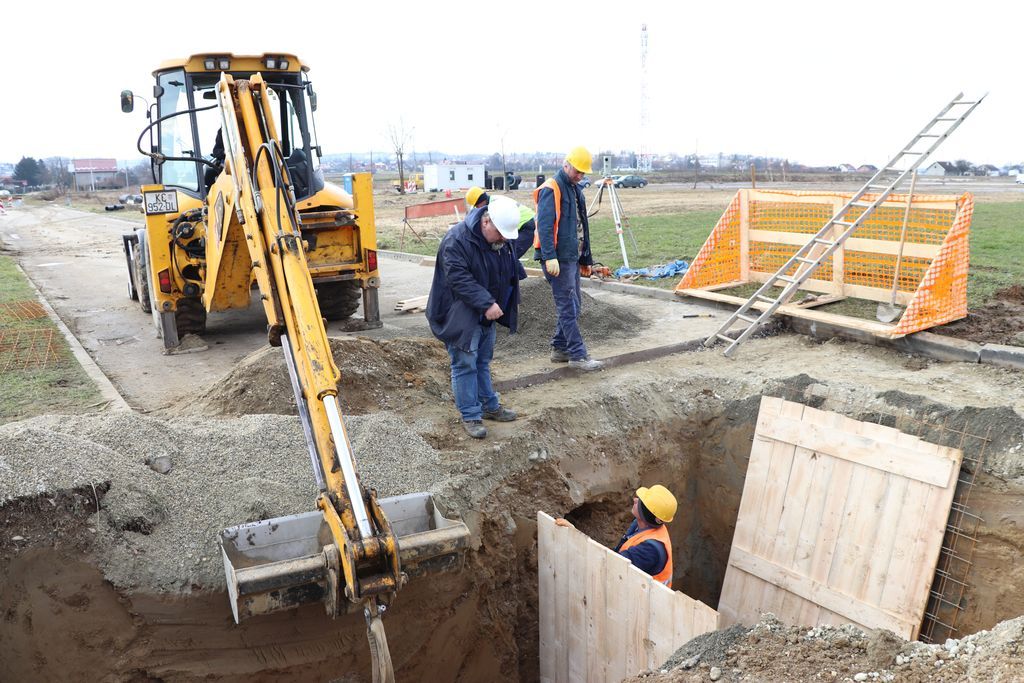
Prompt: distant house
<box><xmin>838</xmin><ymin>164</ymin><xmax>857</xmax><ymax>173</ymax></box>
<box><xmin>856</xmin><ymin>164</ymin><xmax>878</xmax><ymax>174</ymax></box>
<box><xmin>920</xmin><ymin>161</ymin><xmax>958</xmax><ymax>177</ymax></box>
<box><xmin>975</xmin><ymin>164</ymin><xmax>1000</xmax><ymax>177</ymax></box>
<box><xmin>423</xmin><ymin>162</ymin><xmax>485</xmax><ymax>192</ymax></box>
<box><xmin>72</xmin><ymin>158</ymin><xmax>120</xmax><ymax>190</ymax></box>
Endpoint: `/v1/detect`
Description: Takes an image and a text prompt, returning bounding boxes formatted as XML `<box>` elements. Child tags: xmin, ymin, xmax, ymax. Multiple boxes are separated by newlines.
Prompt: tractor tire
<box><xmin>175</xmin><ymin>297</ymin><xmax>207</xmax><ymax>338</ymax></box>
<box><xmin>316</xmin><ymin>280</ymin><xmax>361</xmax><ymax>321</ymax></box>
<box><xmin>133</xmin><ymin>246</ymin><xmax>152</xmax><ymax>314</ymax></box>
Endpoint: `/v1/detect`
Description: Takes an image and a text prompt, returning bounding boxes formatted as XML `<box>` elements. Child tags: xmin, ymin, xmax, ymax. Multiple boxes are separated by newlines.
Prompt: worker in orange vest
<box><xmin>555</xmin><ymin>484</ymin><xmax>676</xmax><ymax>587</ymax></box>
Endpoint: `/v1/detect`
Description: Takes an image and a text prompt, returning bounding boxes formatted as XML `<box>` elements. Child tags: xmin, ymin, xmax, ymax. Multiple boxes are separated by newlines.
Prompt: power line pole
<box><xmin>638</xmin><ymin>23</ymin><xmax>652</xmax><ymax>173</ymax></box>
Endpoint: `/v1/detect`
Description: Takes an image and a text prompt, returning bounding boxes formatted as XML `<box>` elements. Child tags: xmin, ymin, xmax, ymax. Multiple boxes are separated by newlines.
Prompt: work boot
<box><xmin>483</xmin><ymin>406</ymin><xmax>517</xmax><ymax>422</ymax></box>
<box><xmin>568</xmin><ymin>356</ymin><xmax>604</xmax><ymax>372</ymax></box>
<box><xmin>462</xmin><ymin>420</ymin><xmax>487</xmax><ymax>439</ymax></box>
<box><xmin>550</xmin><ymin>348</ymin><xmax>570</xmax><ymax>363</ymax></box>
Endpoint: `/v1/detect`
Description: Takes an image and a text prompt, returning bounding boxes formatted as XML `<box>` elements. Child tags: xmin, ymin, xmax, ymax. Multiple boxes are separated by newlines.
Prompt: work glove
<box><xmin>579</xmin><ymin>265</ymin><xmax>592</xmax><ymax>277</ymax></box>
<box><xmin>545</xmin><ymin>259</ymin><xmax>560</xmax><ymax>277</ymax></box>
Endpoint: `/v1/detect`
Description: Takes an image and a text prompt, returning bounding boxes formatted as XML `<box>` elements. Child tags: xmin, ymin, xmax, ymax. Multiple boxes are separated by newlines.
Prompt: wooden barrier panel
<box><xmin>403</xmin><ymin>197</ymin><xmax>465</xmax><ymax>220</ymax></box>
<box><xmin>538</xmin><ymin>512</ymin><xmax>719</xmax><ymax>683</ymax></box>
<box><xmin>718</xmin><ymin>397</ymin><xmax>962</xmax><ymax>639</ymax></box>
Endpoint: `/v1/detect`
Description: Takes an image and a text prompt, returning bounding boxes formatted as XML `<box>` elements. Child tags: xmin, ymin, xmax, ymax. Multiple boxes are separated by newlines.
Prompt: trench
<box><xmin>2</xmin><ymin>373</ymin><xmax>1024</xmax><ymax>682</ymax></box>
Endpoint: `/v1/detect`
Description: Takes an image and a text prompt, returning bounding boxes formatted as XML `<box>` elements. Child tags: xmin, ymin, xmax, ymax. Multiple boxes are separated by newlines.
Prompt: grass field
<box><xmin>0</xmin><ymin>256</ymin><xmax>100</xmax><ymax>423</ymax></box>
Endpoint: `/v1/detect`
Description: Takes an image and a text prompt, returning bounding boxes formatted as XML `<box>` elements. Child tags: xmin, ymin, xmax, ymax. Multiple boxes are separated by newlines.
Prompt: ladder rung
<box><xmin>755</xmin><ymin>295</ymin><xmax>776</xmax><ymax>303</ymax></box>
<box><xmin>867</xmin><ymin>184</ymin><xmax>890</xmax><ymax>190</ymax></box>
<box><xmin>776</xmin><ymin>275</ymin><xmax>797</xmax><ymax>284</ymax></box>
<box><xmin>716</xmin><ymin>333</ymin><xmax>736</xmax><ymax>343</ymax></box>
<box><xmin>900</xmin><ymin>150</ymin><xmax>924</xmax><ymax>155</ymax></box>
<box><xmin>850</xmin><ymin>201</ymin><xmax>873</xmax><ymax>207</ymax></box>
<box><xmin>951</xmin><ymin>101</ymin><xmax>977</xmax><ymax>105</ymax></box>
<box><xmin>813</xmin><ymin>238</ymin><xmax>835</xmax><ymax>246</ymax></box>
<box><xmin>919</xmin><ymin>134</ymin><xmax>941</xmax><ymax>138</ymax></box>
<box><xmin>833</xmin><ymin>220</ymin><xmax>853</xmax><ymax>227</ymax></box>
<box><xmin>795</xmin><ymin>257</ymin><xmax>816</xmax><ymax>264</ymax></box>
<box><xmin>935</xmin><ymin>117</ymin><xmax>959</xmax><ymax>122</ymax></box>
<box><xmin>737</xmin><ymin>313</ymin><xmax>758</xmax><ymax>324</ymax></box>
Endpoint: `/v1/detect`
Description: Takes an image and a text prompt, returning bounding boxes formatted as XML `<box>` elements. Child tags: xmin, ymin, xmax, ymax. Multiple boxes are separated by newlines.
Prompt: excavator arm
<box><xmin>213</xmin><ymin>73</ymin><xmax>468</xmax><ymax>681</ymax></box>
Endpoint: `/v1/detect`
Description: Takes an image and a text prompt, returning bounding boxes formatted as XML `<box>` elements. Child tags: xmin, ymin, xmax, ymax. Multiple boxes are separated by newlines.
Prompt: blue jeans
<box><xmin>445</xmin><ymin>323</ymin><xmax>500</xmax><ymax>421</ymax></box>
<box><xmin>544</xmin><ymin>260</ymin><xmax>587</xmax><ymax>360</ymax></box>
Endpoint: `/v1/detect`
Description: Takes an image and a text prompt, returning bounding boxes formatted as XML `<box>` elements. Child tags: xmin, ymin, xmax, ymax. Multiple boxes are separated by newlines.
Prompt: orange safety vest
<box><xmin>532</xmin><ymin>178</ymin><xmax>562</xmax><ymax>251</ymax></box>
<box><xmin>619</xmin><ymin>524</ymin><xmax>673</xmax><ymax>587</ymax></box>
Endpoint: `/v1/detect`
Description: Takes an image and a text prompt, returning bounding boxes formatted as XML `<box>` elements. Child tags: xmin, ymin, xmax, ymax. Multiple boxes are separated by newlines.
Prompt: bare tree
<box><xmin>387</xmin><ymin>119</ymin><xmax>414</xmax><ymax>194</ymax></box>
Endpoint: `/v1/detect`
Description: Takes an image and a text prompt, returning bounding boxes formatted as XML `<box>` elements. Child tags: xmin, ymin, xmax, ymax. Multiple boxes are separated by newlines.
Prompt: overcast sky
<box><xmin>4</xmin><ymin>0</ymin><xmax>1021</xmax><ymax>168</ymax></box>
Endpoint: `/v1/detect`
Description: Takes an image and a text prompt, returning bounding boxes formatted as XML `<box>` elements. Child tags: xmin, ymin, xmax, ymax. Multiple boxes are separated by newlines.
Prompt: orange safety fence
<box><xmin>677</xmin><ymin>189</ymin><xmax>973</xmax><ymax>337</ymax></box>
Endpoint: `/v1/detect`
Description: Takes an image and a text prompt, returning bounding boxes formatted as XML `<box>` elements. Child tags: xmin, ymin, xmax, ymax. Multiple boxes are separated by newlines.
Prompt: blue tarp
<box><xmin>613</xmin><ymin>259</ymin><xmax>689</xmax><ymax>280</ymax></box>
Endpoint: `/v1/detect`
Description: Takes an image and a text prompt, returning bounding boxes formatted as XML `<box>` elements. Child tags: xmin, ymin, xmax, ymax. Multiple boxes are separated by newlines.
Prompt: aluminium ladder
<box><xmin>705</xmin><ymin>92</ymin><xmax>986</xmax><ymax>357</ymax></box>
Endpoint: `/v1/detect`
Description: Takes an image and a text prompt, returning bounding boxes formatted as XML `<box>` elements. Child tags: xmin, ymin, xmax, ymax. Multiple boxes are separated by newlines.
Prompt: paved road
<box><xmin>0</xmin><ymin>204</ymin><xmax>436</xmax><ymax>412</ymax></box>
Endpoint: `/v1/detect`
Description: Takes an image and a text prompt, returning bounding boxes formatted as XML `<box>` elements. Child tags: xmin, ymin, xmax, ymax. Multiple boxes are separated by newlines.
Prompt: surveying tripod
<box><xmin>586</xmin><ymin>177</ymin><xmax>639</xmax><ymax>269</ymax></box>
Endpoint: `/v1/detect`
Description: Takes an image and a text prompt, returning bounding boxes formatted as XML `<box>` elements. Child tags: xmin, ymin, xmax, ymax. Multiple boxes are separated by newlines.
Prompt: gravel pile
<box><xmin>495</xmin><ymin>277</ymin><xmax>645</xmax><ymax>354</ymax></box>
<box><xmin>0</xmin><ymin>410</ymin><xmax>444</xmax><ymax>593</ymax></box>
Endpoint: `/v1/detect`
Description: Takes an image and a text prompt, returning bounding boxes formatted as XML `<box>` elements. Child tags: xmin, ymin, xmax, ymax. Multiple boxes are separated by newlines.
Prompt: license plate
<box><xmin>144</xmin><ymin>190</ymin><xmax>178</xmax><ymax>215</ymax></box>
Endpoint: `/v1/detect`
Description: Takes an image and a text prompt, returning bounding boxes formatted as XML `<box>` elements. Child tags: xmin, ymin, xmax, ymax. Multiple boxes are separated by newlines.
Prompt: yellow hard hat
<box><xmin>466</xmin><ymin>186</ymin><xmax>488</xmax><ymax>209</ymax></box>
<box><xmin>565</xmin><ymin>146</ymin><xmax>593</xmax><ymax>174</ymax></box>
<box><xmin>636</xmin><ymin>484</ymin><xmax>677</xmax><ymax>523</ymax></box>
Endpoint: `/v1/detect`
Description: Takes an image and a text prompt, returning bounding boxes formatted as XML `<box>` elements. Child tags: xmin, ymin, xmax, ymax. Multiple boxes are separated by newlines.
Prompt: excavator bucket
<box><xmin>219</xmin><ymin>492</ymin><xmax>469</xmax><ymax>622</ymax></box>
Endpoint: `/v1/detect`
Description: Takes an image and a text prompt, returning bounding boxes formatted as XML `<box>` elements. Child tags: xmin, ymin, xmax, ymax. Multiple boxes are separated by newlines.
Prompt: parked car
<box><xmin>614</xmin><ymin>175</ymin><xmax>648</xmax><ymax>188</ymax></box>
<box><xmin>579</xmin><ymin>177</ymin><xmax>592</xmax><ymax>189</ymax></box>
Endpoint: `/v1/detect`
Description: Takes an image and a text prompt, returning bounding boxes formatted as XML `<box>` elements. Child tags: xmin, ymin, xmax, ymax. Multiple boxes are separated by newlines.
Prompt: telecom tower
<box><xmin>638</xmin><ymin>23</ymin><xmax>652</xmax><ymax>173</ymax></box>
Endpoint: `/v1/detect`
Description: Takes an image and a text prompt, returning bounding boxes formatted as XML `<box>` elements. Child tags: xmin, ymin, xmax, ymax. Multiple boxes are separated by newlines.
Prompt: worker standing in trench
<box><xmin>556</xmin><ymin>484</ymin><xmax>677</xmax><ymax>586</ymax></box>
<box><xmin>533</xmin><ymin>146</ymin><xmax>603</xmax><ymax>372</ymax></box>
<box><xmin>426</xmin><ymin>195</ymin><xmax>525</xmax><ymax>439</ymax></box>
<box><xmin>465</xmin><ymin>186</ymin><xmax>536</xmax><ymax>259</ymax></box>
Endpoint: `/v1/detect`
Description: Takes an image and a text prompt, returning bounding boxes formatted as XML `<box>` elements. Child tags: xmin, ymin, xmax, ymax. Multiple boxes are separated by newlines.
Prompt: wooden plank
<box><xmin>739</xmin><ymin>189</ymin><xmax>750</xmax><ymax>281</ymax></box>
<box><xmin>693</xmin><ymin>600</ymin><xmax>720</xmax><ymax>636</ymax></box>
<box><xmin>746</xmin><ymin>229</ymin><xmax>940</xmax><ymax>260</ymax></box>
<box><xmin>602</xmin><ymin>552</ymin><xmax>632</xmax><ymax>683</ymax></box>
<box><xmin>756</xmin><ymin>399</ymin><xmax>806</xmax><ymax>619</ymax></box>
<box><xmin>647</xmin><ymin>581</ymin><xmax>677</xmax><ymax>668</ymax></box>
<box><xmin>566</xmin><ymin>528</ymin><xmax>588</xmax><ymax>682</ymax></box>
<box><xmin>756</xmin><ymin>412</ymin><xmax>955</xmax><ymax>487</ymax></box>
<box><xmin>537</xmin><ymin>512</ymin><xmax>557</xmax><ymax>683</ymax></box>
<box><xmin>624</xmin><ymin>566</ymin><xmax>651</xmax><ymax>678</ymax></box>
<box><xmin>672</xmin><ymin>589</ymin><xmax>696</xmax><ymax>649</ymax></box>
<box><xmin>584</xmin><ymin>539</ymin><xmax>608</xmax><ymax>683</ymax></box>
<box><xmin>729</xmin><ymin>547</ymin><xmax>918</xmax><ymax>635</ymax></box>
<box><xmin>554</xmin><ymin>518</ymin><xmax>570</xmax><ymax>682</ymax></box>
<box><xmin>394</xmin><ymin>294</ymin><xmax>428</xmax><ymax>312</ymax></box>
<box><xmin>676</xmin><ymin>288</ymin><xmax>898</xmax><ymax>335</ymax></box>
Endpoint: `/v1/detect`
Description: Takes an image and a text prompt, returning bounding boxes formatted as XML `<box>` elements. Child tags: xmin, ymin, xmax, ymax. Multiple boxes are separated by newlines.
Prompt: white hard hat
<box><xmin>486</xmin><ymin>196</ymin><xmax>520</xmax><ymax>240</ymax></box>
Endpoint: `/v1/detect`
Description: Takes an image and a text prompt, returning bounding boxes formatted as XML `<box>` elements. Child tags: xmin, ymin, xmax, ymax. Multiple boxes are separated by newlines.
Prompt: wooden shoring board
<box><xmin>537</xmin><ymin>512</ymin><xmax>719</xmax><ymax>683</ymax></box>
<box><xmin>676</xmin><ymin>288</ymin><xmax>900</xmax><ymax>338</ymax></box>
<box><xmin>718</xmin><ymin>397</ymin><xmax>962</xmax><ymax>639</ymax></box>
<box><xmin>394</xmin><ymin>295</ymin><xmax>428</xmax><ymax>313</ymax></box>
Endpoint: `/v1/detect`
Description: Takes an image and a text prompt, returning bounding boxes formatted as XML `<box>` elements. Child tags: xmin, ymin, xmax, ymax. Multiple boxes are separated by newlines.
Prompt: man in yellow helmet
<box><xmin>532</xmin><ymin>147</ymin><xmax>602</xmax><ymax>372</ymax></box>
<box><xmin>555</xmin><ymin>483</ymin><xmax>676</xmax><ymax>587</ymax></box>
<box><xmin>466</xmin><ymin>187</ymin><xmax>536</xmax><ymax>259</ymax></box>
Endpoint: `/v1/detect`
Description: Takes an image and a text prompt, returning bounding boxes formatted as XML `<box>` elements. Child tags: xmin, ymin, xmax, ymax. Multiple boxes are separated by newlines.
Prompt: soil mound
<box><xmin>495</xmin><ymin>276</ymin><xmax>646</xmax><ymax>354</ymax></box>
<box><xmin>0</xmin><ymin>410</ymin><xmax>443</xmax><ymax>592</ymax></box>
<box><xmin>631</xmin><ymin>614</ymin><xmax>1024</xmax><ymax>682</ymax></box>
<box><xmin>935</xmin><ymin>285</ymin><xmax>1024</xmax><ymax>346</ymax></box>
<box><xmin>179</xmin><ymin>337</ymin><xmax>450</xmax><ymax>417</ymax></box>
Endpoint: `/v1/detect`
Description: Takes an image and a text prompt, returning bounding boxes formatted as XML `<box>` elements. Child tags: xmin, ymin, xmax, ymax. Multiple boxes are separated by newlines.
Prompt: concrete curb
<box><xmin>980</xmin><ymin>343</ymin><xmax>1024</xmax><ymax>371</ymax></box>
<box><xmin>14</xmin><ymin>263</ymin><xmax>130</xmax><ymax>412</ymax></box>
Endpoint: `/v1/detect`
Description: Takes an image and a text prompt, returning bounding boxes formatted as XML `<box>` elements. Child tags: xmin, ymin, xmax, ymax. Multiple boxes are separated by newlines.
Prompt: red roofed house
<box><xmin>72</xmin><ymin>158</ymin><xmax>120</xmax><ymax>191</ymax></box>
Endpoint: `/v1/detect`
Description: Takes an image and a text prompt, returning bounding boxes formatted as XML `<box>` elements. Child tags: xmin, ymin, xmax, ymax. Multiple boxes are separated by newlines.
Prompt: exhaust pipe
<box><xmin>219</xmin><ymin>492</ymin><xmax>469</xmax><ymax>622</ymax></box>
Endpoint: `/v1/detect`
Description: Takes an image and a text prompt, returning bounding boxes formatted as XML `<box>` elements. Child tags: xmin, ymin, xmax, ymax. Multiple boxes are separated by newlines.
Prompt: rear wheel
<box><xmin>174</xmin><ymin>297</ymin><xmax>207</xmax><ymax>338</ymax></box>
<box><xmin>133</xmin><ymin>246</ymin><xmax>152</xmax><ymax>314</ymax></box>
<box><xmin>315</xmin><ymin>280</ymin><xmax>361</xmax><ymax>320</ymax></box>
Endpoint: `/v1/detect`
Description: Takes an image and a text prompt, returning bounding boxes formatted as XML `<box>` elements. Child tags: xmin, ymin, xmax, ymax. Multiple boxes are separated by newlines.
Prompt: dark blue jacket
<box><xmin>534</xmin><ymin>169</ymin><xmax>594</xmax><ymax>265</ymax></box>
<box><xmin>614</xmin><ymin>520</ymin><xmax>668</xmax><ymax>578</ymax></box>
<box><xmin>426</xmin><ymin>208</ymin><xmax>525</xmax><ymax>351</ymax></box>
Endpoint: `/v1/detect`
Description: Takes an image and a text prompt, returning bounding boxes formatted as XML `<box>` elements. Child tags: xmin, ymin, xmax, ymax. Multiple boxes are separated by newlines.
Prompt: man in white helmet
<box><xmin>426</xmin><ymin>196</ymin><xmax>526</xmax><ymax>439</ymax></box>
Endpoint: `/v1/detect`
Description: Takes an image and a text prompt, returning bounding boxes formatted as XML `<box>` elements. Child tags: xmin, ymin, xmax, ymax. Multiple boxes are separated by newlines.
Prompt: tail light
<box><xmin>366</xmin><ymin>249</ymin><xmax>378</xmax><ymax>272</ymax></box>
<box><xmin>158</xmin><ymin>269</ymin><xmax>172</xmax><ymax>293</ymax></box>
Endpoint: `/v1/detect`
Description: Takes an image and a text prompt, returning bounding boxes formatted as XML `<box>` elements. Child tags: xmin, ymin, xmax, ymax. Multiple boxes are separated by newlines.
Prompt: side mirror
<box><xmin>120</xmin><ymin>90</ymin><xmax>135</xmax><ymax>113</ymax></box>
<box><xmin>306</xmin><ymin>82</ymin><xmax>318</xmax><ymax>112</ymax></box>
<box><xmin>202</xmin><ymin>90</ymin><xmax>217</xmax><ymax>100</ymax></box>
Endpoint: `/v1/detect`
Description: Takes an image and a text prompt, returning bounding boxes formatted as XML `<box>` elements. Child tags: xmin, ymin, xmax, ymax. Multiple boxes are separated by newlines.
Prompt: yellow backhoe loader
<box><xmin>120</xmin><ymin>54</ymin><xmax>469</xmax><ymax>682</ymax></box>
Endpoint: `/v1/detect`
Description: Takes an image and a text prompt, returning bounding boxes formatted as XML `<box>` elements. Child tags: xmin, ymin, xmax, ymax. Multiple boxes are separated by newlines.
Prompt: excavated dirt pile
<box><xmin>628</xmin><ymin>614</ymin><xmax>1024</xmax><ymax>682</ymax></box>
<box><xmin>179</xmin><ymin>336</ymin><xmax>451</xmax><ymax>416</ymax></box>
<box><xmin>494</xmin><ymin>276</ymin><xmax>646</xmax><ymax>355</ymax></box>
<box><xmin>936</xmin><ymin>285</ymin><xmax>1024</xmax><ymax>347</ymax></box>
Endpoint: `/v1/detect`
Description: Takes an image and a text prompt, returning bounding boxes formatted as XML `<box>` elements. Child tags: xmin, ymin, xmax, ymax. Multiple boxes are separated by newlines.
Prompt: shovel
<box><xmin>876</xmin><ymin>171</ymin><xmax>918</xmax><ymax>323</ymax></box>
